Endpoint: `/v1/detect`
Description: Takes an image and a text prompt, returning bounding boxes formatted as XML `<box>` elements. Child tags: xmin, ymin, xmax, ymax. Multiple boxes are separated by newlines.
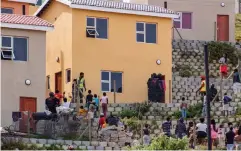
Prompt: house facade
<box><xmin>35</xmin><ymin>0</ymin><xmax>178</xmax><ymax>103</ymax></box>
<box><xmin>123</xmin><ymin>0</ymin><xmax>236</xmax><ymax>42</ymax></box>
<box><xmin>1</xmin><ymin>14</ymin><xmax>53</xmax><ymax>126</ymax></box>
<box><xmin>1</xmin><ymin>0</ymin><xmax>38</xmax><ymax>15</ymax></box>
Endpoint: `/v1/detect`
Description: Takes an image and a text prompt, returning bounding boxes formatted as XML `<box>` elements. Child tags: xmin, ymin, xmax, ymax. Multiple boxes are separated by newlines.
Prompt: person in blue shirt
<box><xmin>93</xmin><ymin>94</ymin><xmax>99</xmax><ymax>117</ymax></box>
<box><xmin>162</xmin><ymin>117</ymin><xmax>172</xmax><ymax>137</ymax></box>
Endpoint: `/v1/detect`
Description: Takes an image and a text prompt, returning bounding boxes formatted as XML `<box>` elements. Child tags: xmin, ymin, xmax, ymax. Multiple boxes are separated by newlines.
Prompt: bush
<box><xmin>172</xmin><ymin>103</ymin><xmax>203</xmax><ymax>119</ymax></box>
<box><xmin>208</xmin><ymin>41</ymin><xmax>239</xmax><ymax>66</ymax></box>
<box><xmin>129</xmin><ymin>135</ymin><xmax>189</xmax><ymax>150</ymax></box>
<box><xmin>235</xmin><ymin>105</ymin><xmax>241</xmax><ymax>116</ymax></box>
<box><xmin>179</xmin><ymin>65</ymin><xmax>192</xmax><ymax>77</ymax></box>
<box><xmin>120</xmin><ymin>110</ymin><xmax>138</xmax><ymax>119</ymax></box>
<box><xmin>122</xmin><ymin>117</ymin><xmax>141</xmax><ymax>132</ymax></box>
<box><xmin>120</xmin><ymin>103</ymin><xmax>151</xmax><ymax>119</ymax></box>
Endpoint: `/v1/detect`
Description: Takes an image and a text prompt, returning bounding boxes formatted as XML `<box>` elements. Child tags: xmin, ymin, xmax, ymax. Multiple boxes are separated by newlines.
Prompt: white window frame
<box><xmin>173</xmin><ymin>12</ymin><xmax>182</xmax><ymax>29</ymax></box>
<box><xmin>136</xmin><ymin>22</ymin><xmax>146</xmax><ymax>43</ymax></box>
<box><xmin>101</xmin><ymin>71</ymin><xmax>122</xmax><ymax>92</ymax></box>
<box><xmin>66</xmin><ymin>68</ymin><xmax>71</xmax><ymax>83</ymax></box>
<box><xmin>86</xmin><ymin>17</ymin><xmax>99</xmax><ymax>37</ymax></box>
<box><xmin>1</xmin><ymin>36</ymin><xmax>15</xmax><ymax>60</ymax></box>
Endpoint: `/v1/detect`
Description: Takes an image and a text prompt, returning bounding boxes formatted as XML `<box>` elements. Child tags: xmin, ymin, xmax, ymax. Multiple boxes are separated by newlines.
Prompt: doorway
<box><xmin>19</xmin><ymin>97</ymin><xmax>37</xmax><ymax>133</ymax></box>
<box><xmin>217</xmin><ymin>15</ymin><xmax>229</xmax><ymax>41</ymax></box>
<box><xmin>55</xmin><ymin>72</ymin><xmax>62</xmax><ymax>93</ymax></box>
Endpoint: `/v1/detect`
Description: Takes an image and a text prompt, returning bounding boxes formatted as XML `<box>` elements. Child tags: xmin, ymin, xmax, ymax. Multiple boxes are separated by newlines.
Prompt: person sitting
<box><xmin>45</xmin><ymin>92</ymin><xmax>59</xmax><ymax>114</ymax></box>
<box><xmin>62</xmin><ymin>97</ymin><xmax>70</xmax><ymax>108</ymax></box>
<box><xmin>175</xmin><ymin>118</ymin><xmax>187</xmax><ymax>139</ymax></box>
<box><xmin>76</xmin><ymin>106</ymin><xmax>87</xmax><ymax>120</ymax></box>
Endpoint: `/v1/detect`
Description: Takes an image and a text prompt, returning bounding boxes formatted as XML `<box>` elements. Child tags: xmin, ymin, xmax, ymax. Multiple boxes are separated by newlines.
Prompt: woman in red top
<box><xmin>55</xmin><ymin>90</ymin><xmax>64</xmax><ymax>105</ymax></box>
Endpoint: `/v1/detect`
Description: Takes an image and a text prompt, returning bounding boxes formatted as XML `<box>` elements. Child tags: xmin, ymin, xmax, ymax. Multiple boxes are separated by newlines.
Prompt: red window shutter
<box><xmin>182</xmin><ymin>12</ymin><xmax>192</xmax><ymax>29</ymax></box>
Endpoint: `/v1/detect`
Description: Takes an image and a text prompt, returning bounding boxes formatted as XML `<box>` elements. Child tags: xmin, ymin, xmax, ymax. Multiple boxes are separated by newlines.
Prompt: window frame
<box><xmin>86</xmin><ymin>16</ymin><xmax>108</xmax><ymax>39</ymax></box>
<box><xmin>66</xmin><ymin>68</ymin><xmax>71</xmax><ymax>83</ymax></box>
<box><xmin>173</xmin><ymin>12</ymin><xmax>192</xmax><ymax>30</ymax></box>
<box><xmin>101</xmin><ymin>71</ymin><xmax>123</xmax><ymax>92</ymax></box>
<box><xmin>1</xmin><ymin>35</ymin><xmax>28</xmax><ymax>61</ymax></box>
<box><xmin>1</xmin><ymin>7</ymin><xmax>14</xmax><ymax>14</ymax></box>
<box><xmin>136</xmin><ymin>22</ymin><xmax>157</xmax><ymax>44</ymax></box>
<box><xmin>1</xmin><ymin>36</ymin><xmax>14</xmax><ymax>60</ymax></box>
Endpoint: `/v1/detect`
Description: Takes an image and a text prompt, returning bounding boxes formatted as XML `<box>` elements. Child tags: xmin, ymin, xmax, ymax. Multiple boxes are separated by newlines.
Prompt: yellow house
<box><xmin>34</xmin><ymin>0</ymin><xmax>178</xmax><ymax>103</ymax></box>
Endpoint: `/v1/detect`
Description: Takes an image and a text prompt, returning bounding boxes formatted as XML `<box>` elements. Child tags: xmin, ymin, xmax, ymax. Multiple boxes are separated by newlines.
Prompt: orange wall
<box><xmin>41</xmin><ymin>1</ymin><xmax>173</xmax><ymax>103</ymax></box>
<box><xmin>1</xmin><ymin>0</ymin><xmax>29</xmax><ymax>15</ymax></box>
<box><xmin>72</xmin><ymin>9</ymin><xmax>173</xmax><ymax>103</ymax></box>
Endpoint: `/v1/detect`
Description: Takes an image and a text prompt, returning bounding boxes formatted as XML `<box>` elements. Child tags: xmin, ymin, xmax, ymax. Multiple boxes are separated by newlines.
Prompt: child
<box><xmin>187</xmin><ymin>121</ymin><xmax>195</xmax><ymax>149</ymax></box>
<box><xmin>98</xmin><ymin>113</ymin><xmax>106</xmax><ymax>131</ymax></box>
<box><xmin>180</xmin><ymin>97</ymin><xmax>187</xmax><ymax>119</ymax></box>
<box><xmin>77</xmin><ymin>106</ymin><xmax>87</xmax><ymax>120</ymax></box>
<box><xmin>218</xmin><ymin>124</ymin><xmax>225</xmax><ymax>147</ymax></box>
<box><xmin>223</xmin><ymin>93</ymin><xmax>231</xmax><ymax>116</ymax></box>
<box><xmin>219</xmin><ymin>53</ymin><xmax>228</xmax><ymax>78</ymax></box>
<box><xmin>62</xmin><ymin>97</ymin><xmax>70</xmax><ymax>108</ymax></box>
<box><xmin>143</xmin><ymin>124</ymin><xmax>150</xmax><ymax>146</ymax></box>
<box><xmin>87</xmin><ymin>106</ymin><xmax>94</xmax><ymax>121</ymax></box>
<box><xmin>86</xmin><ymin>90</ymin><xmax>93</xmax><ymax>109</ymax></box>
<box><xmin>93</xmin><ymin>94</ymin><xmax>99</xmax><ymax>116</ymax></box>
<box><xmin>100</xmin><ymin>92</ymin><xmax>108</xmax><ymax>118</ymax></box>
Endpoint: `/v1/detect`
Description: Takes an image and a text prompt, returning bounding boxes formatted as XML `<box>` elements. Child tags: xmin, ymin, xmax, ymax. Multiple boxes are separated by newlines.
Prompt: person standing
<box><xmin>78</xmin><ymin>72</ymin><xmax>86</xmax><ymax>103</ymax></box>
<box><xmin>211</xmin><ymin>119</ymin><xmax>218</xmax><ymax>148</ymax></box>
<box><xmin>162</xmin><ymin>117</ymin><xmax>172</xmax><ymax>137</ymax></box>
<box><xmin>54</xmin><ymin>90</ymin><xmax>64</xmax><ymax>105</ymax></box>
<box><xmin>86</xmin><ymin>90</ymin><xmax>93</xmax><ymax>109</ymax></box>
<box><xmin>143</xmin><ymin>124</ymin><xmax>151</xmax><ymax>146</ymax></box>
<box><xmin>226</xmin><ymin>127</ymin><xmax>235</xmax><ymax>151</ymax></box>
<box><xmin>45</xmin><ymin>92</ymin><xmax>59</xmax><ymax>114</ymax></box>
<box><xmin>175</xmin><ymin>118</ymin><xmax>187</xmax><ymax>139</ymax></box>
<box><xmin>223</xmin><ymin>93</ymin><xmax>232</xmax><ymax>117</ymax></box>
<box><xmin>180</xmin><ymin>97</ymin><xmax>187</xmax><ymax>119</ymax></box>
<box><xmin>202</xmin><ymin>93</ymin><xmax>207</xmax><ymax>117</ymax></box>
<box><xmin>187</xmin><ymin>121</ymin><xmax>195</xmax><ymax>149</ymax></box>
<box><xmin>196</xmin><ymin>76</ymin><xmax>206</xmax><ymax>98</ymax></box>
<box><xmin>210</xmin><ymin>84</ymin><xmax>218</xmax><ymax>102</ymax></box>
<box><xmin>100</xmin><ymin>92</ymin><xmax>108</xmax><ymax>118</ymax></box>
<box><xmin>93</xmin><ymin>94</ymin><xmax>99</xmax><ymax>117</ymax></box>
<box><xmin>196</xmin><ymin>118</ymin><xmax>207</xmax><ymax>145</ymax></box>
<box><xmin>219</xmin><ymin>53</ymin><xmax>228</xmax><ymax>78</ymax></box>
<box><xmin>233</xmin><ymin>69</ymin><xmax>241</xmax><ymax>94</ymax></box>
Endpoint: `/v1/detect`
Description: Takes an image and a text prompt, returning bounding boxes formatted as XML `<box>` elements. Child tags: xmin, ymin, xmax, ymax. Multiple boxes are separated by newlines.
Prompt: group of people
<box><xmin>143</xmin><ymin>116</ymin><xmax>241</xmax><ymax>150</ymax></box>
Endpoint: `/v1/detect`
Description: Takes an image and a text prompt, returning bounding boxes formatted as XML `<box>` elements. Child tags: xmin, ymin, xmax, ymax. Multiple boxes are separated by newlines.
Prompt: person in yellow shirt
<box><xmin>76</xmin><ymin>106</ymin><xmax>87</xmax><ymax>120</ymax></box>
<box><xmin>196</xmin><ymin>76</ymin><xmax>206</xmax><ymax>99</ymax></box>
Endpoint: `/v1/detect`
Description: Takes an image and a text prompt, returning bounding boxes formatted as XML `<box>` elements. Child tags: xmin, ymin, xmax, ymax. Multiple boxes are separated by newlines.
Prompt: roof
<box><xmin>34</xmin><ymin>0</ymin><xmax>179</xmax><ymax>18</ymax></box>
<box><xmin>1</xmin><ymin>13</ymin><xmax>54</xmax><ymax>31</ymax></box>
<box><xmin>8</xmin><ymin>0</ymin><xmax>38</xmax><ymax>4</ymax></box>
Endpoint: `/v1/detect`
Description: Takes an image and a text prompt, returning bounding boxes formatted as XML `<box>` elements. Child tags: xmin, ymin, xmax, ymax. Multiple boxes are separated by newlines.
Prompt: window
<box><xmin>1</xmin><ymin>36</ymin><xmax>28</xmax><ymax>61</ymax></box>
<box><xmin>1</xmin><ymin>8</ymin><xmax>13</xmax><ymax>14</ymax></box>
<box><xmin>86</xmin><ymin>17</ymin><xmax>108</xmax><ymax>39</ymax></box>
<box><xmin>22</xmin><ymin>5</ymin><xmax>25</xmax><ymax>15</ymax></box>
<box><xmin>36</xmin><ymin>0</ymin><xmax>43</xmax><ymax>6</ymax></box>
<box><xmin>174</xmin><ymin>12</ymin><xmax>192</xmax><ymax>29</ymax></box>
<box><xmin>47</xmin><ymin>76</ymin><xmax>50</xmax><ymax>89</ymax></box>
<box><xmin>136</xmin><ymin>22</ymin><xmax>157</xmax><ymax>44</ymax></box>
<box><xmin>66</xmin><ymin>69</ymin><xmax>71</xmax><ymax>83</ymax></box>
<box><xmin>101</xmin><ymin>71</ymin><xmax>122</xmax><ymax>93</ymax></box>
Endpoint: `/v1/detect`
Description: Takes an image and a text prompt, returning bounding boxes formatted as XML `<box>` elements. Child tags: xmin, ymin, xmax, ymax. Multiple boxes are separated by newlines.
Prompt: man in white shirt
<box><xmin>196</xmin><ymin>118</ymin><xmax>207</xmax><ymax>144</ymax></box>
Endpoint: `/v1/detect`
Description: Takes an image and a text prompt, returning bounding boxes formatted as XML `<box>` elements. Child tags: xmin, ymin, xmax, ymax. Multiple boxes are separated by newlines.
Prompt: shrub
<box><xmin>235</xmin><ymin>105</ymin><xmax>241</xmax><ymax>116</ymax></box>
<box><xmin>172</xmin><ymin>103</ymin><xmax>203</xmax><ymax>119</ymax></box>
<box><xmin>129</xmin><ymin>135</ymin><xmax>189</xmax><ymax>150</ymax></box>
<box><xmin>120</xmin><ymin>103</ymin><xmax>151</xmax><ymax>119</ymax></box>
<box><xmin>179</xmin><ymin>65</ymin><xmax>192</xmax><ymax>77</ymax></box>
<box><xmin>208</xmin><ymin>41</ymin><xmax>239</xmax><ymax>66</ymax></box>
<box><xmin>122</xmin><ymin>117</ymin><xmax>141</xmax><ymax>133</ymax></box>
<box><xmin>120</xmin><ymin>110</ymin><xmax>138</xmax><ymax>119</ymax></box>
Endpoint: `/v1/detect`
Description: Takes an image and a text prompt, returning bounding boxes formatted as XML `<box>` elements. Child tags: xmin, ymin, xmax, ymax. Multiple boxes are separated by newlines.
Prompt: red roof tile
<box><xmin>1</xmin><ymin>13</ymin><xmax>53</xmax><ymax>27</ymax></box>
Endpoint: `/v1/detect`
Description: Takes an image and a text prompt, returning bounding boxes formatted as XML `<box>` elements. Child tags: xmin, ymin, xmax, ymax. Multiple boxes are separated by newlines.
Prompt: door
<box><xmin>217</xmin><ymin>15</ymin><xmax>229</xmax><ymax>41</ymax></box>
<box><xmin>55</xmin><ymin>72</ymin><xmax>62</xmax><ymax>93</ymax></box>
<box><xmin>19</xmin><ymin>97</ymin><xmax>37</xmax><ymax>133</ymax></box>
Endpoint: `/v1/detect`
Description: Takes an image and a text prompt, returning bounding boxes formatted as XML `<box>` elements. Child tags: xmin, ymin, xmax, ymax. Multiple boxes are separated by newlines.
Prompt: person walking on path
<box><xmin>233</xmin><ymin>69</ymin><xmax>241</xmax><ymax>95</ymax></box>
<box><xmin>196</xmin><ymin>76</ymin><xmax>206</xmax><ymax>99</ymax></box>
<box><xmin>175</xmin><ymin>118</ymin><xmax>187</xmax><ymax>139</ymax></box>
<box><xmin>143</xmin><ymin>124</ymin><xmax>151</xmax><ymax>146</ymax></box>
<box><xmin>162</xmin><ymin>117</ymin><xmax>172</xmax><ymax>137</ymax></box>
<box><xmin>100</xmin><ymin>92</ymin><xmax>108</xmax><ymax>118</ymax></box>
<box><xmin>223</xmin><ymin>93</ymin><xmax>232</xmax><ymax>117</ymax></box>
<box><xmin>180</xmin><ymin>97</ymin><xmax>188</xmax><ymax>119</ymax></box>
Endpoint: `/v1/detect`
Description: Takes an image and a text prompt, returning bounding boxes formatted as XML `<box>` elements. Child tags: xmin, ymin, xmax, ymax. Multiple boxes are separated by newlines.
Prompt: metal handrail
<box><xmin>172</xmin><ymin>26</ymin><xmax>188</xmax><ymax>53</ymax></box>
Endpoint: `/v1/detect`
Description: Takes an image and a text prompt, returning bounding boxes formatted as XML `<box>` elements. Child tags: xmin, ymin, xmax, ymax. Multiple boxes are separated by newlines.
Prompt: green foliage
<box><xmin>120</xmin><ymin>103</ymin><xmax>151</xmax><ymax>119</ymax></box>
<box><xmin>129</xmin><ymin>135</ymin><xmax>189</xmax><ymax>150</ymax></box>
<box><xmin>208</xmin><ymin>41</ymin><xmax>239</xmax><ymax>65</ymax></box>
<box><xmin>179</xmin><ymin>65</ymin><xmax>192</xmax><ymax>77</ymax></box>
<box><xmin>236</xmin><ymin>14</ymin><xmax>241</xmax><ymax>40</ymax></box>
<box><xmin>122</xmin><ymin>117</ymin><xmax>141</xmax><ymax>132</ymax></box>
<box><xmin>235</xmin><ymin>105</ymin><xmax>241</xmax><ymax>116</ymax></box>
<box><xmin>172</xmin><ymin>103</ymin><xmax>203</xmax><ymax>119</ymax></box>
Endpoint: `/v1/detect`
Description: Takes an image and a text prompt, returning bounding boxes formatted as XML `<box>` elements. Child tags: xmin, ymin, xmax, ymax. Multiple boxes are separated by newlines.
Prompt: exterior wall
<box><xmin>72</xmin><ymin>9</ymin><xmax>173</xmax><ymax>103</ymax></box>
<box><xmin>29</xmin><ymin>5</ymin><xmax>39</xmax><ymax>15</ymax></box>
<box><xmin>1</xmin><ymin>0</ymin><xmax>30</xmax><ymax>15</ymax></box>
<box><xmin>40</xmin><ymin>1</ymin><xmax>73</xmax><ymax>96</ymax></box>
<box><xmin>130</xmin><ymin>0</ymin><xmax>236</xmax><ymax>42</ymax></box>
<box><xmin>1</xmin><ymin>28</ymin><xmax>46</xmax><ymax>126</ymax></box>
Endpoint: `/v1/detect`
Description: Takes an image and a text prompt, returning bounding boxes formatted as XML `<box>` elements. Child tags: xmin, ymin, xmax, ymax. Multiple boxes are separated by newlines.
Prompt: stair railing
<box><xmin>172</xmin><ymin>26</ymin><xmax>188</xmax><ymax>54</ymax></box>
